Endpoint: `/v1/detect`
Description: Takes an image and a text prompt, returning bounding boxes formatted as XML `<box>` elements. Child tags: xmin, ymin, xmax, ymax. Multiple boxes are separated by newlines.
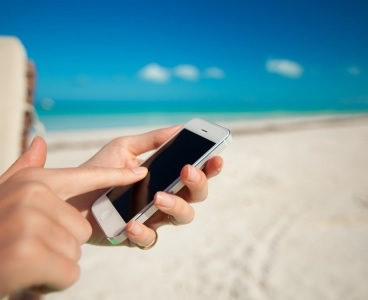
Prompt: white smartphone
<box><xmin>92</xmin><ymin>118</ymin><xmax>232</xmax><ymax>244</ymax></box>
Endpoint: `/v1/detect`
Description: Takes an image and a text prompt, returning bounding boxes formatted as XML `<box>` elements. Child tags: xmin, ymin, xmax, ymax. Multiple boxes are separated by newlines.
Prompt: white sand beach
<box><xmin>44</xmin><ymin>114</ymin><xmax>368</xmax><ymax>300</ymax></box>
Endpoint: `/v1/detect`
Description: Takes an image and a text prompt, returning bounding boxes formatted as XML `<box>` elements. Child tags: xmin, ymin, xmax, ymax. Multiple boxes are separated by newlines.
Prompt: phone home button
<box><xmin>100</xmin><ymin>209</ymin><xmax>113</xmax><ymax>222</ymax></box>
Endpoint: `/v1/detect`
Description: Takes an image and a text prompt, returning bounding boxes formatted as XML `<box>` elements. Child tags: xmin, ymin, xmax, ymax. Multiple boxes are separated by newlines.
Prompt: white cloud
<box><xmin>173</xmin><ymin>64</ymin><xmax>200</xmax><ymax>81</ymax></box>
<box><xmin>347</xmin><ymin>66</ymin><xmax>360</xmax><ymax>75</ymax></box>
<box><xmin>138</xmin><ymin>63</ymin><xmax>171</xmax><ymax>83</ymax></box>
<box><xmin>204</xmin><ymin>67</ymin><xmax>225</xmax><ymax>79</ymax></box>
<box><xmin>266</xmin><ymin>59</ymin><xmax>304</xmax><ymax>79</ymax></box>
<box><xmin>138</xmin><ymin>63</ymin><xmax>226</xmax><ymax>83</ymax></box>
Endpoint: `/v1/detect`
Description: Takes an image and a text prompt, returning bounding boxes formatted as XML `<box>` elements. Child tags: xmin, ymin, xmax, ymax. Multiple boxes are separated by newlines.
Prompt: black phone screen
<box><xmin>107</xmin><ymin>129</ymin><xmax>215</xmax><ymax>222</ymax></box>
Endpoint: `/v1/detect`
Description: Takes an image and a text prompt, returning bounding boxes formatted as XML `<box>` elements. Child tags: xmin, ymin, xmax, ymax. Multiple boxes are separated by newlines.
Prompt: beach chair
<box><xmin>0</xmin><ymin>36</ymin><xmax>38</xmax><ymax>173</ymax></box>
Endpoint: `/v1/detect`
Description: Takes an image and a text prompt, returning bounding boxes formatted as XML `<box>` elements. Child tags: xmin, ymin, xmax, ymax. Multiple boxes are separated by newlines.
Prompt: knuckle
<box><xmin>188</xmin><ymin>206</ymin><xmax>195</xmax><ymax>223</ymax></box>
<box><xmin>58</xmin><ymin>261</ymin><xmax>81</xmax><ymax>289</ymax></box>
<box><xmin>108</xmin><ymin>137</ymin><xmax>131</xmax><ymax>154</ymax></box>
<box><xmin>74</xmin><ymin>245</ymin><xmax>82</xmax><ymax>261</ymax></box>
<box><xmin>173</xmin><ymin>199</ymin><xmax>195</xmax><ymax>224</ymax></box>
<box><xmin>181</xmin><ymin>203</ymin><xmax>195</xmax><ymax>224</ymax></box>
<box><xmin>67</xmin><ymin>240</ymin><xmax>82</xmax><ymax>261</ymax></box>
<box><xmin>142</xmin><ymin>230</ymin><xmax>155</xmax><ymax>245</ymax></box>
<box><xmin>78</xmin><ymin>218</ymin><xmax>93</xmax><ymax>244</ymax></box>
<box><xmin>68</xmin><ymin>263</ymin><xmax>81</xmax><ymax>285</ymax></box>
<box><xmin>12</xmin><ymin>167</ymin><xmax>39</xmax><ymax>182</ymax></box>
<box><xmin>16</xmin><ymin>181</ymin><xmax>49</xmax><ymax>206</ymax></box>
<box><xmin>11</xmin><ymin>237</ymin><xmax>43</xmax><ymax>263</ymax></box>
<box><xmin>173</xmin><ymin>196</ymin><xmax>184</xmax><ymax>211</ymax></box>
<box><xmin>110</xmin><ymin>137</ymin><xmax>125</xmax><ymax>147</ymax></box>
<box><xmin>14</xmin><ymin>208</ymin><xmax>43</xmax><ymax>237</ymax></box>
<box><xmin>62</xmin><ymin>232</ymin><xmax>82</xmax><ymax>261</ymax></box>
<box><xmin>191</xmin><ymin>185</ymin><xmax>208</xmax><ymax>202</ymax></box>
<box><xmin>200</xmin><ymin>188</ymin><xmax>209</xmax><ymax>201</ymax></box>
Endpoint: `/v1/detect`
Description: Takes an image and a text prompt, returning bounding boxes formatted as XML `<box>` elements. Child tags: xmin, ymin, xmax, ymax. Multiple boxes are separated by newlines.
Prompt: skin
<box><xmin>0</xmin><ymin>139</ymin><xmax>150</xmax><ymax>296</ymax></box>
<box><xmin>73</xmin><ymin>125</ymin><xmax>223</xmax><ymax>247</ymax></box>
<box><xmin>0</xmin><ymin>125</ymin><xmax>223</xmax><ymax>296</ymax></box>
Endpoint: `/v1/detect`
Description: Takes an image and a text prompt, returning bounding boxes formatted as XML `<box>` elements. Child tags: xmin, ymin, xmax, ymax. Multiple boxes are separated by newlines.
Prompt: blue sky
<box><xmin>1</xmin><ymin>0</ymin><xmax>368</xmax><ymax>112</ymax></box>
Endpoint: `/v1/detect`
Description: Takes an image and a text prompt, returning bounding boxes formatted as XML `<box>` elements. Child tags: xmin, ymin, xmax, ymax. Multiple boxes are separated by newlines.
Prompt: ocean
<box><xmin>35</xmin><ymin>99</ymin><xmax>368</xmax><ymax>131</ymax></box>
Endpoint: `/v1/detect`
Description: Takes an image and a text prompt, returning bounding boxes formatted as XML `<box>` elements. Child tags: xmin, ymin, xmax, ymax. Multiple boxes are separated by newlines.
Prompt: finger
<box><xmin>30</xmin><ymin>253</ymin><xmax>80</xmax><ymax>293</ymax></box>
<box><xmin>32</xmin><ymin>166</ymin><xmax>149</xmax><ymax>200</ymax></box>
<box><xmin>38</xmin><ymin>217</ymin><xmax>82</xmax><ymax>261</ymax></box>
<box><xmin>8</xmin><ymin>208</ymin><xmax>82</xmax><ymax>261</ymax></box>
<box><xmin>177</xmin><ymin>165</ymin><xmax>208</xmax><ymax>203</ymax></box>
<box><xmin>124</xmin><ymin>125</ymin><xmax>182</xmax><ymax>155</ymax></box>
<box><xmin>154</xmin><ymin>192</ymin><xmax>195</xmax><ymax>225</ymax></box>
<box><xmin>203</xmin><ymin>156</ymin><xmax>224</xmax><ymax>179</ymax></box>
<box><xmin>2</xmin><ymin>181</ymin><xmax>92</xmax><ymax>245</ymax></box>
<box><xmin>28</xmin><ymin>187</ymin><xmax>92</xmax><ymax>245</ymax></box>
<box><xmin>1</xmin><ymin>239</ymin><xmax>80</xmax><ymax>293</ymax></box>
<box><xmin>0</xmin><ymin>136</ymin><xmax>47</xmax><ymax>184</ymax></box>
<box><xmin>125</xmin><ymin>220</ymin><xmax>157</xmax><ymax>248</ymax></box>
<box><xmin>28</xmin><ymin>248</ymin><xmax>80</xmax><ymax>292</ymax></box>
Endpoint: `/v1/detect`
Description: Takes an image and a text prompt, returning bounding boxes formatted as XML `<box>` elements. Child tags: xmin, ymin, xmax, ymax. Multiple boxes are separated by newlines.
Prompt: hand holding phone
<box><xmin>92</xmin><ymin>118</ymin><xmax>232</xmax><ymax>244</ymax></box>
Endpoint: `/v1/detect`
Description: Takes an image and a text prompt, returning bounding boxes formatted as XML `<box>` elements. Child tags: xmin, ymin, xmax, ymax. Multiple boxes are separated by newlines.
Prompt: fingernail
<box><xmin>156</xmin><ymin>192</ymin><xmax>174</xmax><ymax>208</ymax></box>
<box><xmin>128</xmin><ymin>221</ymin><xmax>143</xmax><ymax>235</ymax></box>
<box><xmin>133</xmin><ymin>166</ymin><xmax>148</xmax><ymax>175</ymax></box>
<box><xmin>188</xmin><ymin>166</ymin><xmax>200</xmax><ymax>182</ymax></box>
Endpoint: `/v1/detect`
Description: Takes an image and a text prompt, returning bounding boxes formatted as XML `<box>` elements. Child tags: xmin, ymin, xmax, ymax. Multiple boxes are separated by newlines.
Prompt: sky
<box><xmin>1</xmin><ymin>0</ymin><xmax>368</xmax><ymax>112</ymax></box>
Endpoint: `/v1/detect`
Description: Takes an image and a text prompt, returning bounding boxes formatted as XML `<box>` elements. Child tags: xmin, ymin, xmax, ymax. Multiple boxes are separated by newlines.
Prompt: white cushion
<box><xmin>0</xmin><ymin>36</ymin><xmax>27</xmax><ymax>173</ymax></box>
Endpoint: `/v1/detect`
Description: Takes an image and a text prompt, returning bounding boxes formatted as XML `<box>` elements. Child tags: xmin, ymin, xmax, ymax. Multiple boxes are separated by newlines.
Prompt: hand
<box><xmin>69</xmin><ymin>125</ymin><xmax>224</xmax><ymax>247</ymax></box>
<box><xmin>0</xmin><ymin>137</ymin><xmax>148</xmax><ymax>296</ymax></box>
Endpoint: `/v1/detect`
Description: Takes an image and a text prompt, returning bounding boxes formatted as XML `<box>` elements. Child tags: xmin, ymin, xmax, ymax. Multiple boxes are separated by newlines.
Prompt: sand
<box><xmin>44</xmin><ymin>114</ymin><xmax>368</xmax><ymax>300</ymax></box>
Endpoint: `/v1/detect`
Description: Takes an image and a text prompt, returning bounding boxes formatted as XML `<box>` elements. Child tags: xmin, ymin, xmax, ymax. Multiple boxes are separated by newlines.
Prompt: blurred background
<box><xmin>1</xmin><ymin>0</ymin><xmax>367</xmax><ymax>131</ymax></box>
<box><xmin>1</xmin><ymin>1</ymin><xmax>368</xmax><ymax>300</ymax></box>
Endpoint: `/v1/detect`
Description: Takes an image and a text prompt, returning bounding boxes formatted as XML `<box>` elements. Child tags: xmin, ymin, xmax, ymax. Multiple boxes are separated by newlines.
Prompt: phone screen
<box><xmin>107</xmin><ymin>129</ymin><xmax>215</xmax><ymax>222</ymax></box>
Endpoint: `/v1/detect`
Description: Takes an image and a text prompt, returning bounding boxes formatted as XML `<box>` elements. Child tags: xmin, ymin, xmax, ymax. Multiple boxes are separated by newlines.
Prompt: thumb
<box><xmin>0</xmin><ymin>136</ymin><xmax>47</xmax><ymax>184</ymax></box>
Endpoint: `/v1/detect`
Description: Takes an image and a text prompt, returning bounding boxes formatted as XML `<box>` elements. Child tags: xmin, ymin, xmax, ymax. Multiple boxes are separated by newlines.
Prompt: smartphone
<box><xmin>92</xmin><ymin>118</ymin><xmax>232</xmax><ymax>244</ymax></box>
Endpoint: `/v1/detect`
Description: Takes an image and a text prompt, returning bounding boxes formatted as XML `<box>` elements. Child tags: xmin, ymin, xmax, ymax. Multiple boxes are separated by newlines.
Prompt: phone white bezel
<box><xmin>91</xmin><ymin>118</ymin><xmax>232</xmax><ymax>244</ymax></box>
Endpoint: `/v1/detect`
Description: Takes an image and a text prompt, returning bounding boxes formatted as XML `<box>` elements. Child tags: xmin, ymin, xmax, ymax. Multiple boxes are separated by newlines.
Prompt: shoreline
<box><xmin>38</xmin><ymin>109</ymin><xmax>368</xmax><ymax>132</ymax></box>
<box><xmin>44</xmin><ymin>113</ymin><xmax>368</xmax><ymax>152</ymax></box>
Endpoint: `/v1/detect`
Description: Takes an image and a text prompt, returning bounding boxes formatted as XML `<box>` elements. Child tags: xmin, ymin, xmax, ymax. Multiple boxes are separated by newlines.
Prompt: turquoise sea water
<box><xmin>36</xmin><ymin>99</ymin><xmax>368</xmax><ymax>131</ymax></box>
